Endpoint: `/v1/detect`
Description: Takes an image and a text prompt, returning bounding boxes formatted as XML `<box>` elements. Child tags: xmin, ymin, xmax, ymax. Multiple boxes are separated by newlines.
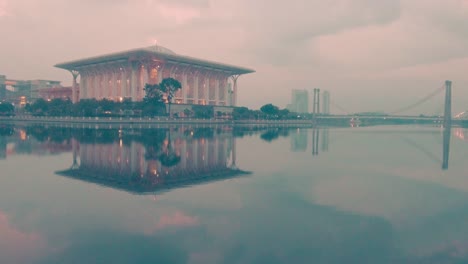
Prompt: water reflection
<box><xmin>442</xmin><ymin>127</ymin><xmax>451</xmax><ymax>170</ymax></box>
<box><xmin>1</xmin><ymin>124</ymin><xmax>468</xmax><ymax>263</ymax></box>
<box><xmin>57</xmin><ymin>127</ymin><xmax>249</xmax><ymax>194</ymax></box>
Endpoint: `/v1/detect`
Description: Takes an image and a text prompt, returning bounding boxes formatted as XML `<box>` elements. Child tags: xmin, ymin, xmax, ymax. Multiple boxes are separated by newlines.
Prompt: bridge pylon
<box><xmin>443</xmin><ymin>80</ymin><xmax>452</xmax><ymax>128</ymax></box>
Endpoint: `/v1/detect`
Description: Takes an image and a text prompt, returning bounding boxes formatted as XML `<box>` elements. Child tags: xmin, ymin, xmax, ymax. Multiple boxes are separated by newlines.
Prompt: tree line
<box><xmin>7</xmin><ymin>77</ymin><xmax>312</xmax><ymax>120</ymax></box>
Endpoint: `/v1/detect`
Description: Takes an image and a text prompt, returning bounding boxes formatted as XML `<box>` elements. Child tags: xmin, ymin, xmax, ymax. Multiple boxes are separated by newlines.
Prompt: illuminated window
<box><xmin>150</xmin><ymin>68</ymin><xmax>158</xmax><ymax>80</ymax></box>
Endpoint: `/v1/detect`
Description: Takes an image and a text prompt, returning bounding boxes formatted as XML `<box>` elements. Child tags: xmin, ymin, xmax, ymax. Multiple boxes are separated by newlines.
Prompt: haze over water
<box><xmin>1</xmin><ymin>124</ymin><xmax>468</xmax><ymax>263</ymax></box>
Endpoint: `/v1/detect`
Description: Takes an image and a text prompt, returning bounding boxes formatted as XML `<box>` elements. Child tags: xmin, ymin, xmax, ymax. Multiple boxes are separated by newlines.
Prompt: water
<box><xmin>1</xmin><ymin>124</ymin><xmax>468</xmax><ymax>264</ymax></box>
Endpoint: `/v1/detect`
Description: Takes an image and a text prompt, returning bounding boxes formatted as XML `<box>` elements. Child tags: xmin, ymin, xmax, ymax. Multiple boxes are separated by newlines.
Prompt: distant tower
<box><xmin>443</xmin><ymin>80</ymin><xmax>452</xmax><ymax>128</ymax></box>
<box><xmin>312</xmin><ymin>88</ymin><xmax>320</xmax><ymax>115</ymax></box>
<box><xmin>288</xmin><ymin>89</ymin><xmax>309</xmax><ymax>113</ymax></box>
<box><xmin>322</xmin><ymin>91</ymin><xmax>330</xmax><ymax>115</ymax></box>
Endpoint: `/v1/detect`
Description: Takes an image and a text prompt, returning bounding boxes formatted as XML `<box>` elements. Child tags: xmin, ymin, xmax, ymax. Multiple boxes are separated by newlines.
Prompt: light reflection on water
<box><xmin>1</xmin><ymin>124</ymin><xmax>468</xmax><ymax>263</ymax></box>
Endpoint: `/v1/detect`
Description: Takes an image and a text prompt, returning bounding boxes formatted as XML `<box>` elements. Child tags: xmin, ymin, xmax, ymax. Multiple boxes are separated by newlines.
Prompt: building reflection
<box><xmin>291</xmin><ymin>128</ymin><xmax>308</xmax><ymax>152</ymax></box>
<box><xmin>57</xmin><ymin>128</ymin><xmax>249</xmax><ymax>194</ymax></box>
<box><xmin>0</xmin><ymin>125</ymin><xmax>72</xmax><ymax>159</ymax></box>
<box><xmin>312</xmin><ymin>128</ymin><xmax>329</xmax><ymax>156</ymax></box>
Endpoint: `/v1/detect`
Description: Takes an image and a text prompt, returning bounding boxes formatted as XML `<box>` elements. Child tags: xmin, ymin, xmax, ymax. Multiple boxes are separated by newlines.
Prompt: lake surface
<box><xmin>1</xmin><ymin>123</ymin><xmax>468</xmax><ymax>264</ymax></box>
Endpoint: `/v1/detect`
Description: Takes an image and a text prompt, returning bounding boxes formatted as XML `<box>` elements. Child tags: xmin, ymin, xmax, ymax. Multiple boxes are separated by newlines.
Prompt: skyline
<box><xmin>1</xmin><ymin>0</ymin><xmax>468</xmax><ymax>114</ymax></box>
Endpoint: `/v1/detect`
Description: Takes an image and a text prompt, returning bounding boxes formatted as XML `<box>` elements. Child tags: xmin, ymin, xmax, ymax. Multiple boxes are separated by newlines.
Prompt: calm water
<box><xmin>1</xmin><ymin>123</ymin><xmax>468</xmax><ymax>264</ymax></box>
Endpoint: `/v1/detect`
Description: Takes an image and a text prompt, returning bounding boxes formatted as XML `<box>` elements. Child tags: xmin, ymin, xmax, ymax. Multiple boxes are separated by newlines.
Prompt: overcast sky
<box><xmin>1</xmin><ymin>0</ymin><xmax>468</xmax><ymax>114</ymax></box>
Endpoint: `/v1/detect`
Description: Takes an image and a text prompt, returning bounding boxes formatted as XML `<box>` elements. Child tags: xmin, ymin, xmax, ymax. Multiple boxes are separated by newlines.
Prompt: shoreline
<box><xmin>0</xmin><ymin>116</ymin><xmax>322</xmax><ymax>128</ymax></box>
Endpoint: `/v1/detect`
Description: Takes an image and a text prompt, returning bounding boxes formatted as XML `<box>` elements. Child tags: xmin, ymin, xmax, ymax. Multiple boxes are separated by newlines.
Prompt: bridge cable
<box><xmin>388</xmin><ymin>85</ymin><xmax>445</xmax><ymax>115</ymax></box>
<box><xmin>329</xmin><ymin>100</ymin><xmax>350</xmax><ymax>115</ymax></box>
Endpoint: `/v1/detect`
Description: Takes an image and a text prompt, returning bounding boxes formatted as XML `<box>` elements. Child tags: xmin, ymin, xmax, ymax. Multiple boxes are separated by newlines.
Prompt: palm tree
<box><xmin>159</xmin><ymin>78</ymin><xmax>182</xmax><ymax>117</ymax></box>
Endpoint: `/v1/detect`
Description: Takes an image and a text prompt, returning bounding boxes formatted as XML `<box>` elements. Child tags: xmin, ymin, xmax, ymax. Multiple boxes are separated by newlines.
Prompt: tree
<box><xmin>260</xmin><ymin>103</ymin><xmax>279</xmax><ymax>118</ymax></box>
<box><xmin>29</xmin><ymin>98</ymin><xmax>49</xmax><ymax>116</ymax></box>
<box><xmin>143</xmin><ymin>84</ymin><xmax>165</xmax><ymax>116</ymax></box>
<box><xmin>159</xmin><ymin>78</ymin><xmax>182</xmax><ymax>117</ymax></box>
<box><xmin>144</xmin><ymin>84</ymin><xmax>163</xmax><ymax>101</ymax></box>
<box><xmin>0</xmin><ymin>102</ymin><xmax>14</xmax><ymax>116</ymax></box>
<box><xmin>192</xmin><ymin>105</ymin><xmax>214</xmax><ymax>119</ymax></box>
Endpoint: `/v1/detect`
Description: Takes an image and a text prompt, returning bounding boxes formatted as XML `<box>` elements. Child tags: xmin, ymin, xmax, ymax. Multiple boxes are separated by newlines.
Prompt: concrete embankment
<box><xmin>0</xmin><ymin>116</ymin><xmax>322</xmax><ymax>128</ymax></box>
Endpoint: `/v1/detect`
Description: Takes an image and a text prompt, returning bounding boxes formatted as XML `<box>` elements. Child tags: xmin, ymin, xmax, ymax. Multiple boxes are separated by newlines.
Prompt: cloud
<box><xmin>0</xmin><ymin>0</ymin><xmax>9</xmax><ymax>17</ymax></box>
<box><xmin>0</xmin><ymin>212</ymin><xmax>47</xmax><ymax>263</ymax></box>
<box><xmin>2</xmin><ymin>0</ymin><xmax>468</xmax><ymax>112</ymax></box>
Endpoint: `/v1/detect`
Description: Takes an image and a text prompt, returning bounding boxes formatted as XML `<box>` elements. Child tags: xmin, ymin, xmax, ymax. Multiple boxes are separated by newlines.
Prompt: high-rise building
<box><xmin>322</xmin><ymin>91</ymin><xmax>330</xmax><ymax>115</ymax></box>
<box><xmin>288</xmin><ymin>89</ymin><xmax>309</xmax><ymax>113</ymax></box>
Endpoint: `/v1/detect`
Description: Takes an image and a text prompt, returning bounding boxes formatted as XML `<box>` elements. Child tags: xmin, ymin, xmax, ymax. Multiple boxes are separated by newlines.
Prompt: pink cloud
<box><xmin>0</xmin><ymin>0</ymin><xmax>9</xmax><ymax>17</ymax></box>
<box><xmin>0</xmin><ymin>211</ymin><xmax>47</xmax><ymax>263</ymax></box>
<box><xmin>140</xmin><ymin>210</ymin><xmax>199</xmax><ymax>235</ymax></box>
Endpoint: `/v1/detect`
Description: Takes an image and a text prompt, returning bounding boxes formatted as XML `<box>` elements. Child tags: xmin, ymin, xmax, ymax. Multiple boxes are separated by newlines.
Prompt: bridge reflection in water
<box><xmin>57</xmin><ymin>128</ymin><xmax>249</xmax><ymax>194</ymax></box>
<box><xmin>306</xmin><ymin>126</ymin><xmax>452</xmax><ymax>171</ymax></box>
<box><xmin>442</xmin><ymin>127</ymin><xmax>450</xmax><ymax>170</ymax></box>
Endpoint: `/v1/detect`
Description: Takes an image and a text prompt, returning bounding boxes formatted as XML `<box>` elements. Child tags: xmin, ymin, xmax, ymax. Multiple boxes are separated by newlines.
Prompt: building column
<box><xmin>229</xmin><ymin>75</ymin><xmax>239</xmax><ymax>107</ymax></box>
<box><xmin>214</xmin><ymin>76</ymin><xmax>220</xmax><ymax>106</ymax></box>
<box><xmin>93</xmin><ymin>72</ymin><xmax>99</xmax><ymax>99</ymax></box>
<box><xmin>112</xmin><ymin>69</ymin><xmax>118</xmax><ymax>100</ymax></box>
<box><xmin>224</xmin><ymin>77</ymin><xmax>229</xmax><ymax>105</ymax></box>
<box><xmin>182</xmin><ymin>69</ymin><xmax>188</xmax><ymax>103</ymax></box>
<box><xmin>130</xmin><ymin>64</ymin><xmax>138</xmax><ymax>101</ymax></box>
<box><xmin>141</xmin><ymin>64</ymin><xmax>149</xmax><ymax>100</ymax></box>
<box><xmin>120</xmin><ymin>69</ymin><xmax>126</xmax><ymax>99</ymax></box>
<box><xmin>157</xmin><ymin>65</ymin><xmax>165</xmax><ymax>84</ymax></box>
<box><xmin>193</xmin><ymin>74</ymin><xmax>199</xmax><ymax>104</ymax></box>
<box><xmin>70</xmin><ymin>70</ymin><xmax>80</xmax><ymax>103</ymax></box>
<box><xmin>205</xmin><ymin>74</ymin><xmax>210</xmax><ymax>104</ymax></box>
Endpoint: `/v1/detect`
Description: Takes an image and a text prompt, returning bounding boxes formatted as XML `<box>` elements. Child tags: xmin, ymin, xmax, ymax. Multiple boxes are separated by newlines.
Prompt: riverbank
<box><xmin>0</xmin><ymin>115</ymin><xmax>324</xmax><ymax>128</ymax></box>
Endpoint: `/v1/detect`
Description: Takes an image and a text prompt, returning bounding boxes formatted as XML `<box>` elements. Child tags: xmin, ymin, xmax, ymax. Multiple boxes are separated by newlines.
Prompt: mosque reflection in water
<box><xmin>57</xmin><ymin>127</ymin><xmax>248</xmax><ymax>194</ymax></box>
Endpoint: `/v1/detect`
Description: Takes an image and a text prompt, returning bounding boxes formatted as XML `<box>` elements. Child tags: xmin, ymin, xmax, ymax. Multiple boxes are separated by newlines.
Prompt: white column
<box><xmin>193</xmin><ymin>74</ymin><xmax>199</xmax><ymax>104</ymax></box>
<box><xmin>203</xmin><ymin>74</ymin><xmax>211</xmax><ymax>105</ymax></box>
<box><xmin>214</xmin><ymin>77</ymin><xmax>220</xmax><ymax>106</ymax></box>
<box><xmin>233</xmin><ymin>81</ymin><xmax>237</xmax><ymax>106</ymax></box>
<box><xmin>221</xmin><ymin>77</ymin><xmax>228</xmax><ymax>105</ymax></box>
<box><xmin>182</xmin><ymin>72</ymin><xmax>188</xmax><ymax>103</ymax></box>
<box><xmin>112</xmin><ymin>70</ymin><xmax>117</xmax><ymax>100</ymax></box>
<box><xmin>130</xmin><ymin>65</ymin><xmax>138</xmax><ymax>101</ymax></box>
<box><xmin>142</xmin><ymin>64</ymin><xmax>149</xmax><ymax>99</ymax></box>
<box><xmin>121</xmin><ymin>69</ymin><xmax>127</xmax><ymax>99</ymax></box>
<box><xmin>93</xmin><ymin>73</ymin><xmax>99</xmax><ymax>99</ymax></box>
<box><xmin>80</xmin><ymin>74</ymin><xmax>86</xmax><ymax>100</ymax></box>
<box><xmin>158</xmin><ymin>65</ymin><xmax>164</xmax><ymax>83</ymax></box>
<box><xmin>71</xmin><ymin>70</ymin><xmax>79</xmax><ymax>103</ymax></box>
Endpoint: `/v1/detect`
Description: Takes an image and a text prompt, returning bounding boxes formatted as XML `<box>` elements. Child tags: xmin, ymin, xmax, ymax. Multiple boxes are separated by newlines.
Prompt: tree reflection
<box><xmin>158</xmin><ymin>130</ymin><xmax>181</xmax><ymax>167</ymax></box>
<box><xmin>260</xmin><ymin>128</ymin><xmax>290</xmax><ymax>142</ymax></box>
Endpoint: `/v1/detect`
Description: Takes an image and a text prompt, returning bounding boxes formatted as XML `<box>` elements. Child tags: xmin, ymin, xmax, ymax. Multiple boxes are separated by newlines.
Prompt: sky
<box><xmin>1</xmin><ymin>0</ymin><xmax>468</xmax><ymax>114</ymax></box>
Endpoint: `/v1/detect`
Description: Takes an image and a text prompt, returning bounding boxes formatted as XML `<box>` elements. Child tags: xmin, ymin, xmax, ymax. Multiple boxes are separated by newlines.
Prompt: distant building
<box><xmin>37</xmin><ymin>86</ymin><xmax>73</xmax><ymax>101</ymax></box>
<box><xmin>287</xmin><ymin>89</ymin><xmax>309</xmax><ymax>113</ymax></box>
<box><xmin>0</xmin><ymin>75</ymin><xmax>65</xmax><ymax>105</ymax></box>
<box><xmin>322</xmin><ymin>91</ymin><xmax>330</xmax><ymax>115</ymax></box>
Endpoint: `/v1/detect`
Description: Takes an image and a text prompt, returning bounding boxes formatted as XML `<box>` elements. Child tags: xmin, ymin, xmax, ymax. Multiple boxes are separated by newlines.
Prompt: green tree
<box><xmin>192</xmin><ymin>105</ymin><xmax>214</xmax><ymax>119</ymax></box>
<box><xmin>0</xmin><ymin>102</ymin><xmax>14</xmax><ymax>116</ymax></box>
<box><xmin>29</xmin><ymin>98</ymin><xmax>49</xmax><ymax>116</ymax></box>
<box><xmin>260</xmin><ymin>103</ymin><xmax>279</xmax><ymax>118</ymax></box>
<box><xmin>159</xmin><ymin>78</ymin><xmax>182</xmax><ymax>117</ymax></box>
<box><xmin>143</xmin><ymin>84</ymin><xmax>165</xmax><ymax>116</ymax></box>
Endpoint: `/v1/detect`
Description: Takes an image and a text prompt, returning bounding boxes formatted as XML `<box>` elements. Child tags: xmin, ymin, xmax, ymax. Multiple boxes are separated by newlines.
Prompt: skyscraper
<box><xmin>288</xmin><ymin>89</ymin><xmax>309</xmax><ymax>113</ymax></box>
<box><xmin>322</xmin><ymin>91</ymin><xmax>330</xmax><ymax>115</ymax></box>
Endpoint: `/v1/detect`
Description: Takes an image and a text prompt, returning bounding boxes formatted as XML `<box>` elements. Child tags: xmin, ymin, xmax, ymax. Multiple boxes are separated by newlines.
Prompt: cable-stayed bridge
<box><xmin>323</xmin><ymin>80</ymin><xmax>468</xmax><ymax>126</ymax></box>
